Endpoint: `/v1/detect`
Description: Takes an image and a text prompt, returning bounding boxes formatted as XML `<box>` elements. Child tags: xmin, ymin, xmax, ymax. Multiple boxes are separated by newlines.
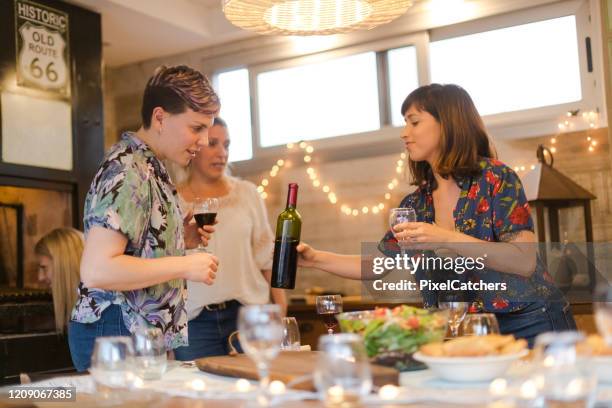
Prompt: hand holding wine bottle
<box><xmin>271</xmin><ymin>183</ymin><xmax>302</xmax><ymax>289</ymax></box>
<box><xmin>296</xmin><ymin>242</ymin><xmax>318</xmax><ymax>268</ymax></box>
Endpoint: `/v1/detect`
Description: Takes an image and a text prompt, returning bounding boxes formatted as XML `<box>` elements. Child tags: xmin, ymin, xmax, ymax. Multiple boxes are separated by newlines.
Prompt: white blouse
<box><xmin>179</xmin><ymin>177</ymin><xmax>275</xmax><ymax>320</ymax></box>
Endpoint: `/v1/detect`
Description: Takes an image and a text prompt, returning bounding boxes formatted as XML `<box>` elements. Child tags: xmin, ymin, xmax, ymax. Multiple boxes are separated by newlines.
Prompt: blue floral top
<box><xmin>379</xmin><ymin>158</ymin><xmax>564</xmax><ymax>313</ymax></box>
<box><xmin>71</xmin><ymin>133</ymin><xmax>188</xmax><ymax>349</ymax></box>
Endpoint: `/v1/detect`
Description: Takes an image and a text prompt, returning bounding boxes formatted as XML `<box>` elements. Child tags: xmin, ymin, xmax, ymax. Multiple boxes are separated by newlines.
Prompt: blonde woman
<box><xmin>173</xmin><ymin>117</ymin><xmax>287</xmax><ymax>360</ymax></box>
<box><xmin>35</xmin><ymin>228</ymin><xmax>84</xmax><ymax>333</ymax></box>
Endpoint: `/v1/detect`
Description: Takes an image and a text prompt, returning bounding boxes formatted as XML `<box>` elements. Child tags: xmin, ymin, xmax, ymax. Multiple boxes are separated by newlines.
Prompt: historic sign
<box><xmin>14</xmin><ymin>0</ymin><xmax>70</xmax><ymax>96</ymax></box>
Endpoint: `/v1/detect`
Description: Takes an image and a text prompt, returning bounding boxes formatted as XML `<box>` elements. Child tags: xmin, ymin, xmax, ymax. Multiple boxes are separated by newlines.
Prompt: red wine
<box><xmin>271</xmin><ymin>184</ymin><xmax>301</xmax><ymax>289</ymax></box>
<box><xmin>321</xmin><ymin>312</ymin><xmax>339</xmax><ymax>332</ymax></box>
<box><xmin>272</xmin><ymin>238</ymin><xmax>299</xmax><ymax>288</ymax></box>
<box><xmin>194</xmin><ymin>212</ymin><xmax>216</xmax><ymax>228</ymax></box>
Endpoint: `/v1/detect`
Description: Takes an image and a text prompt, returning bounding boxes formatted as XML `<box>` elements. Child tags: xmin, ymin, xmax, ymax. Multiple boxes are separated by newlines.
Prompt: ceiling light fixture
<box><xmin>223</xmin><ymin>0</ymin><xmax>414</xmax><ymax>35</ymax></box>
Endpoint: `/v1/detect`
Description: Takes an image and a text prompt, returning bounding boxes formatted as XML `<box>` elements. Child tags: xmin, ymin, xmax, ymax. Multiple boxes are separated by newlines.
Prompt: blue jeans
<box><xmin>174</xmin><ymin>300</ymin><xmax>243</xmax><ymax>361</ymax></box>
<box><xmin>496</xmin><ymin>301</ymin><xmax>577</xmax><ymax>348</ymax></box>
<box><xmin>68</xmin><ymin>305</ymin><xmax>130</xmax><ymax>372</ymax></box>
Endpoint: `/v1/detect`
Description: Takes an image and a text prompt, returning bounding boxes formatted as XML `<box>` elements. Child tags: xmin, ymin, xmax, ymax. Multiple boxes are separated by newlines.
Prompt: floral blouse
<box><xmin>379</xmin><ymin>158</ymin><xmax>564</xmax><ymax>313</ymax></box>
<box><xmin>71</xmin><ymin>132</ymin><xmax>187</xmax><ymax>349</ymax></box>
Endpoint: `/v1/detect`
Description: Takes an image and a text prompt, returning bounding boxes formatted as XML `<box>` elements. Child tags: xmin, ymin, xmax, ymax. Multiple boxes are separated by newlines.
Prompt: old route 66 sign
<box><xmin>15</xmin><ymin>0</ymin><xmax>70</xmax><ymax>96</ymax></box>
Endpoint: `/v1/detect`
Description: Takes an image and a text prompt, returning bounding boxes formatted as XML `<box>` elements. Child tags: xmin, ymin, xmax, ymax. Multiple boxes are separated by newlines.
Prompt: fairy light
<box><xmin>551</xmin><ymin>138</ymin><xmax>556</xmax><ymax>144</ymax></box>
<box><xmin>589</xmin><ymin>146</ymin><xmax>594</xmax><ymax>152</ymax></box>
<box><xmin>191</xmin><ymin>379</ymin><xmax>207</xmax><ymax>391</ymax></box>
<box><xmin>269</xmin><ymin>380</ymin><xmax>286</xmax><ymax>395</ymax></box>
<box><xmin>591</xmin><ymin>140</ymin><xmax>598</xmax><ymax>146</ymax></box>
<box><xmin>235</xmin><ymin>378</ymin><xmax>251</xmax><ymax>392</ymax></box>
<box><xmin>550</xmin><ymin>147</ymin><xmax>557</xmax><ymax>153</ymax></box>
<box><xmin>259</xmin><ymin>142</ymin><xmax>411</xmax><ymax>217</ymax></box>
<box><xmin>530</xmin><ymin>165</ymin><xmax>535</xmax><ymax>170</ymax></box>
<box><xmin>378</xmin><ymin>384</ymin><xmax>400</xmax><ymax>400</ymax></box>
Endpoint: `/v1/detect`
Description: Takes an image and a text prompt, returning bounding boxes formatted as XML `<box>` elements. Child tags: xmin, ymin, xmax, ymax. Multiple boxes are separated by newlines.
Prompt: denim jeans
<box><xmin>68</xmin><ymin>304</ymin><xmax>130</xmax><ymax>372</ymax></box>
<box><xmin>496</xmin><ymin>301</ymin><xmax>577</xmax><ymax>348</ymax></box>
<box><xmin>174</xmin><ymin>300</ymin><xmax>243</xmax><ymax>361</ymax></box>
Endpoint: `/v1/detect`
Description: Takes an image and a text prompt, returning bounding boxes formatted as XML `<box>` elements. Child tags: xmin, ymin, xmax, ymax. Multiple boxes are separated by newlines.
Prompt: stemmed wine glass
<box><xmin>89</xmin><ymin>336</ymin><xmax>135</xmax><ymax>402</ymax></box>
<box><xmin>461</xmin><ymin>313</ymin><xmax>500</xmax><ymax>336</ymax></box>
<box><xmin>193</xmin><ymin>197</ymin><xmax>219</xmax><ymax>252</ymax></box>
<box><xmin>316</xmin><ymin>295</ymin><xmax>343</xmax><ymax>335</ymax></box>
<box><xmin>389</xmin><ymin>207</ymin><xmax>417</xmax><ymax>259</ymax></box>
<box><xmin>280</xmin><ymin>317</ymin><xmax>301</xmax><ymax>351</ymax></box>
<box><xmin>238</xmin><ymin>304</ymin><xmax>284</xmax><ymax>406</ymax></box>
<box><xmin>437</xmin><ymin>294</ymin><xmax>468</xmax><ymax>337</ymax></box>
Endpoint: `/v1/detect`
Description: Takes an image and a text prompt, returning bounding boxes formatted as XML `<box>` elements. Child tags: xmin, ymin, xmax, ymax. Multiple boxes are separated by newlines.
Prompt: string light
<box><xmin>556</xmin><ymin>109</ymin><xmax>600</xmax><ymax>154</ymax></box>
<box><xmin>256</xmin><ymin>140</ymin><xmax>409</xmax><ymax>216</ymax></box>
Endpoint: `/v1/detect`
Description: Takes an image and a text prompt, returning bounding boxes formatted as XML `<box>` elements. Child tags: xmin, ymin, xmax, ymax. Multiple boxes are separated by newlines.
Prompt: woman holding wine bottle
<box><xmin>68</xmin><ymin>65</ymin><xmax>220</xmax><ymax>371</ymax></box>
<box><xmin>173</xmin><ymin>117</ymin><xmax>288</xmax><ymax>360</ymax></box>
<box><xmin>297</xmin><ymin>84</ymin><xmax>575</xmax><ymax>346</ymax></box>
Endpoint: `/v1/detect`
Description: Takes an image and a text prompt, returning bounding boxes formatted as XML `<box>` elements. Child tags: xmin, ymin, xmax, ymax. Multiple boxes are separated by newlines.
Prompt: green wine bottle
<box><xmin>271</xmin><ymin>183</ymin><xmax>301</xmax><ymax>289</ymax></box>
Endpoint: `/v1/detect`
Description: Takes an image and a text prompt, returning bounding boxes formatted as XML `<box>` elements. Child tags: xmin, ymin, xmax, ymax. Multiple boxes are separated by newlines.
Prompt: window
<box><xmin>215</xmin><ymin>68</ymin><xmax>253</xmax><ymax>162</ymax></box>
<box><xmin>430</xmin><ymin>15</ymin><xmax>582</xmax><ymax>116</ymax></box>
<box><xmin>387</xmin><ymin>45</ymin><xmax>419</xmax><ymax>126</ymax></box>
<box><xmin>256</xmin><ymin>52</ymin><xmax>380</xmax><ymax>147</ymax></box>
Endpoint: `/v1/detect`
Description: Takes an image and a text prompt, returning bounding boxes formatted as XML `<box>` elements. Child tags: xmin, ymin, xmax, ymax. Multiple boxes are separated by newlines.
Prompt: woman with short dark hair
<box><xmin>68</xmin><ymin>65</ymin><xmax>221</xmax><ymax>371</ymax></box>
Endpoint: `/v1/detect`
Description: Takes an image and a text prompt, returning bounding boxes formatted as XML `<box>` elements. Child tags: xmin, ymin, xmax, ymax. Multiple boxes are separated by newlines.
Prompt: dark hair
<box><xmin>401</xmin><ymin>84</ymin><xmax>496</xmax><ymax>186</ymax></box>
<box><xmin>141</xmin><ymin>65</ymin><xmax>220</xmax><ymax>129</ymax></box>
<box><xmin>213</xmin><ymin>117</ymin><xmax>227</xmax><ymax>128</ymax></box>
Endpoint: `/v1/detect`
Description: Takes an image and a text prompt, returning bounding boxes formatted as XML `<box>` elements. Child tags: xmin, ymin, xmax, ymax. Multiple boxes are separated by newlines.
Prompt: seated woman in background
<box><xmin>297</xmin><ymin>84</ymin><xmax>576</xmax><ymax>347</ymax></box>
<box><xmin>172</xmin><ymin>117</ymin><xmax>287</xmax><ymax>360</ymax></box>
<box><xmin>35</xmin><ymin>228</ymin><xmax>84</xmax><ymax>333</ymax></box>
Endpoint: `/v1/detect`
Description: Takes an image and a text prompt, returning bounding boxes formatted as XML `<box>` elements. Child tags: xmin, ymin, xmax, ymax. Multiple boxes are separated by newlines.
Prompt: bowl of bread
<box><xmin>576</xmin><ymin>334</ymin><xmax>612</xmax><ymax>383</ymax></box>
<box><xmin>413</xmin><ymin>334</ymin><xmax>528</xmax><ymax>382</ymax></box>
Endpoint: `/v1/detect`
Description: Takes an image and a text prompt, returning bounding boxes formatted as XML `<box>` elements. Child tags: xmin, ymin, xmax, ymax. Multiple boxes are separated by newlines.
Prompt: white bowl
<box><xmin>413</xmin><ymin>350</ymin><xmax>529</xmax><ymax>382</ymax></box>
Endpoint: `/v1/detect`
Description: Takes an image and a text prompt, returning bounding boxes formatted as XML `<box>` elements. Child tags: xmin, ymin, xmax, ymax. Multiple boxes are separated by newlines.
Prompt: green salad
<box><xmin>338</xmin><ymin>305</ymin><xmax>447</xmax><ymax>358</ymax></box>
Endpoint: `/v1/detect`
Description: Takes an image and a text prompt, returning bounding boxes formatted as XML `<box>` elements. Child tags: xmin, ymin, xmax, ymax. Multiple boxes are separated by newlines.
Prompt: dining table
<box><xmin>1</xmin><ymin>356</ymin><xmax>611</xmax><ymax>408</ymax></box>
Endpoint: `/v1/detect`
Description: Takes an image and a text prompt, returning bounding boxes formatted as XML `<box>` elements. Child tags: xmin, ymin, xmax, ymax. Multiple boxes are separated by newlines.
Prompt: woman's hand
<box><xmin>182</xmin><ymin>252</ymin><xmax>219</xmax><ymax>285</ymax></box>
<box><xmin>296</xmin><ymin>242</ymin><xmax>318</xmax><ymax>268</ymax></box>
<box><xmin>183</xmin><ymin>210</ymin><xmax>216</xmax><ymax>249</ymax></box>
<box><xmin>393</xmin><ymin>222</ymin><xmax>460</xmax><ymax>244</ymax></box>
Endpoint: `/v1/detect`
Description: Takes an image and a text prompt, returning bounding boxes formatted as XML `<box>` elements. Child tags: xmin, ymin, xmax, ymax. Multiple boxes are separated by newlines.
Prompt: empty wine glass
<box><xmin>533</xmin><ymin>331</ymin><xmax>597</xmax><ymax>406</ymax></box>
<box><xmin>280</xmin><ymin>317</ymin><xmax>301</xmax><ymax>351</ymax></box>
<box><xmin>437</xmin><ymin>294</ymin><xmax>468</xmax><ymax>337</ymax></box>
<box><xmin>594</xmin><ymin>284</ymin><xmax>612</xmax><ymax>346</ymax></box>
<box><xmin>314</xmin><ymin>333</ymin><xmax>372</xmax><ymax>408</ymax></box>
<box><xmin>389</xmin><ymin>207</ymin><xmax>417</xmax><ymax>259</ymax></box>
<box><xmin>238</xmin><ymin>304</ymin><xmax>284</xmax><ymax>406</ymax></box>
<box><xmin>132</xmin><ymin>327</ymin><xmax>167</xmax><ymax>380</ymax></box>
<box><xmin>461</xmin><ymin>313</ymin><xmax>500</xmax><ymax>336</ymax></box>
<box><xmin>90</xmin><ymin>336</ymin><xmax>135</xmax><ymax>400</ymax></box>
<box><xmin>193</xmin><ymin>197</ymin><xmax>219</xmax><ymax>252</ymax></box>
<box><xmin>316</xmin><ymin>295</ymin><xmax>343</xmax><ymax>335</ymax></box>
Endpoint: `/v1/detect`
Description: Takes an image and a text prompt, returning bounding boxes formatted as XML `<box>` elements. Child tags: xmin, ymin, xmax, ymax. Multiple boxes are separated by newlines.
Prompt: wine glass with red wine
<box><xmin>193</xmin><ymin>197</ymin><xmax>219</xmax><ymax>252</ymax></box>
<box><xmin>316</xmin><ymin>295</ymin><xmax>343</xmax><ymax>335</ymax></box>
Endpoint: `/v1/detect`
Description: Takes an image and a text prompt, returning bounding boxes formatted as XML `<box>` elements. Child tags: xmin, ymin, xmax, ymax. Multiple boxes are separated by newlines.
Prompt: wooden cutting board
<box><xmin>196</xmin><ymin>351</ymin><xmax>399</xmax><ymax>391</ymax></box>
